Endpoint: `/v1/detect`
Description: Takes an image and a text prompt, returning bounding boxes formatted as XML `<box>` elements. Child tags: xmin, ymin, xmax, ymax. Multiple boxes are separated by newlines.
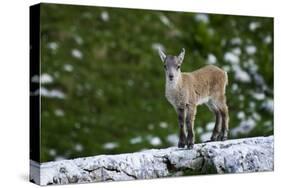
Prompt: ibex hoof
<box><xmin>218</xmin><ymin>133</ymin><xmax>228</xmax><ymax>141</ymax></box>
<box><xmin>187</xmin><ymin>143</ymin><xmax>194</xmax><ymax>149</ymax></box>
<box><xmin>210</xmin><ymin>135</ymin><xmax>219</xmax><ymax>141</ymax></box>
<box><xmin>177</xmin><ymin>141</ymin><xmax>186</xmax><ymax>148</ymax></box>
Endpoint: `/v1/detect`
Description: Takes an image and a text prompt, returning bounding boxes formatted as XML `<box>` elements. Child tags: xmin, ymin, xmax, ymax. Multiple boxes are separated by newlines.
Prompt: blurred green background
<box><xmin>39</xmin><ymin>3</ymin><xmax>273</xmax><ymax>162</ymax></box>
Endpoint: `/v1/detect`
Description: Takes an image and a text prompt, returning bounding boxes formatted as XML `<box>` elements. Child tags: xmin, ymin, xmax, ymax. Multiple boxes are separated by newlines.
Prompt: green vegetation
<box><xmin>39</xmin><ymin>3</ymin><xmax>273</xmax><ymax>162</ymax></box>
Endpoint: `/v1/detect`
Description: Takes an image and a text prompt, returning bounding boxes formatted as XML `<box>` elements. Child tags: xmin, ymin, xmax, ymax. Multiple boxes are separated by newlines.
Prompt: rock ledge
<box><xmin>30</xmin><ymin>136</ymin><xmax>274</xmax><ymax>185</ymax></box>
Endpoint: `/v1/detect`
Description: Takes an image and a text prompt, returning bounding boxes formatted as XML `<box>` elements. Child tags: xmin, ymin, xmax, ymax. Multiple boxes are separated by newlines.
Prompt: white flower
<box><xmin>207</xmin><ymin>54</ymin><xmax>217</xmax><ymax>64</ymax></box>
<box><xmin>159</xmin><ymin>122</ymin><xmax>168</xmax><ymax>128</ymax></box>
<box><xmin>40</xmin><ymin>87</ymin><xmax>65</xmax><ymax>99</ymax></box>
<box><xmin>149</xmin><ymin>136</ymin><xmax>162</xmax><ymax>146</ymax></box>
<box><xmin>103</xmin><ymin>142</ymin><xmax>119</xmax><ymax>150</ymax></box>
<box><xmin>101</xmin><ymin>11</ymin><xmax>109</xmax><ymax>22</ymax></box>
<box><xmin>130</xmin><ymin>136</ymin><xmax>142</xmax><ymax>144</ymax></box>
<box><xmin>74</xmin><ymin>144</ymin><xmax>83</xmax><ymax>152</ymax></box>
<box><xmin>159</xmin><ymin>15</ymin><xmax>171</xmax><ymax>26</ymax></box>
<box><xmin>71</xmin><ymin>49</ymin><xmax>83</xmax><ymax>59</ymax></box>
<box><xmin>224</xmin><ymin>52</ymin><xmax>239</xmax><ymax>64</ymax></box>
<box><xmin>230</xmin><ymin>37</ymin><xmax>242</xmax><ymax>45</ymax></box>
<box><xmin>40</xmin><ymin>73</ymin><xmax>53</xmax><ymax>84</ymax></box>
<box><xmin>245</xmin><ymin>45</ymin><xmax>256</xmax><ymax>55</ymax></box>
<box><xmin>195</xmin><ymin>14</ymin><xmax>209</xmax><ymax>23</ymax></box>
<box><xmin>54</xmin><ymin>109</ymin><xmax>64</xmax><ymax>117</ymax></box>
<box><xmin>63</xmin><ymin>64</ymin><xmax>73</xmax><ymax>72</ymax></box>
<box><xmin>166</xmin><ymin>134</ymin><xmax>178</xmax><ymax>146</ymax></box>
<box><xmin>48</xmin><ymin>42</ymin><xmax>58</xmax><ymax>50</ymax></box>
<box><xmin>237</xmin><ymin>111</ymin><xmax>245</xmax><ymax>119</ymax></box>
<box><xmin>249</xmin><ymin>22</ymin><xmax>260</xmax><ymax>31</ymax></box>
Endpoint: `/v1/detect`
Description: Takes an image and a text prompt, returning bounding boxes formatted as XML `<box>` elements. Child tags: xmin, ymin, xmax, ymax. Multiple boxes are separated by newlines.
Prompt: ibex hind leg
<box><xmin>218</xmin><ymin>101</ymin><xmax>229</xmax><ymax>141</ymax></box>
<box><xmin>211</xmin><ymin>110</ymin><xmax>222</xmax><ymax>141</ymax></box>
<box><xmin>206</xmin><ymin>101</ymin><xmax>222</xmax><ymax>142</ymax></box>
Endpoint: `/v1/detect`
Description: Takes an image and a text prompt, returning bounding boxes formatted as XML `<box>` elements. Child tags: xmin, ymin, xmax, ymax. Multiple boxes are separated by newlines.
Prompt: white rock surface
<box><xmin>30</xmin><ymin>136</ymin><xmax>274</xmax><ymax>185</ymax></box>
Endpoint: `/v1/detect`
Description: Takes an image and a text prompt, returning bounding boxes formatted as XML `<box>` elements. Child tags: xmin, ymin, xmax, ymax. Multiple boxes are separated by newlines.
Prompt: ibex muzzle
<box><xmin>158</xmin><ymin>48</ymin><xmax>229</xmax><ymax>149</ymax></box>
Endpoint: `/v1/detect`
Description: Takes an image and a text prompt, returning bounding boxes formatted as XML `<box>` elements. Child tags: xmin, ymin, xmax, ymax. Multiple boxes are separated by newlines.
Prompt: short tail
<box><xmin>225</xmin><ymin>71</ymin><xmax>228</xmax><ymax>86</ymax></box>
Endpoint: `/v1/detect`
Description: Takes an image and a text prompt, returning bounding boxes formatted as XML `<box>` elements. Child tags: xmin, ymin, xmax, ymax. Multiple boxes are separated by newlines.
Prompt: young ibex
<box><xmin>158</xmin><ymin>48</ymin><xmax>229</xmax><ymax>149</ymax></box>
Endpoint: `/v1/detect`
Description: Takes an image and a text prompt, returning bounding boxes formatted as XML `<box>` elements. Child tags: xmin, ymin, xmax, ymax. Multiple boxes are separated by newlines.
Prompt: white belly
<box><xmin>196</xmin><ymin>96</ymin><xmax>210</xmax><ymax>105</ymax></box>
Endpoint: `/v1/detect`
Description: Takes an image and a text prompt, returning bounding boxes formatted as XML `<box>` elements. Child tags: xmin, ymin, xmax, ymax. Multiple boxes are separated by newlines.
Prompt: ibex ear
<box><xmin>178</xmin><ymin>48</ymin><xmax>185</xmax><ymax>65</ymax></box>
<box><xmin>158</xmin><ymin>48</ymin><xmax>166</xmax><ymax>63</ymax></box>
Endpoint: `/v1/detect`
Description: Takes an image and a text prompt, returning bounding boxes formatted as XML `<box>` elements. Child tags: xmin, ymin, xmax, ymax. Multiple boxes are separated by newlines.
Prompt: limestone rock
<box><xmin>30</xmin><ymin>136</ymin><xmax>274</xmax><ymax>185</ymax></box>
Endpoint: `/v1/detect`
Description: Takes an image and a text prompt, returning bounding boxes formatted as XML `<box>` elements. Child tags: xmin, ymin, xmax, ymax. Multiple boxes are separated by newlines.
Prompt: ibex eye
<box><xmin>164</xmin><ymin>65</ymin><xmax>167</xmax><ymax>69</ymax></box>
<box><xmin>177</xmin><ymin>66</ymin><xmax>180</xmax><ymax>70</ymax></box>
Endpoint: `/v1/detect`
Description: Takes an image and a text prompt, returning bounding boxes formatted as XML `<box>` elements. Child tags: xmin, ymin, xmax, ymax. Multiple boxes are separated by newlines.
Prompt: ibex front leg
<box><xmin>177</xmin><ymin>108</ymin><xmax>186</xmax><ymax>148</ymax></box>
<box><xmin>186</xmin><ymin>104</ymin><xmax>196</xmax><ymax>149</ymax></box>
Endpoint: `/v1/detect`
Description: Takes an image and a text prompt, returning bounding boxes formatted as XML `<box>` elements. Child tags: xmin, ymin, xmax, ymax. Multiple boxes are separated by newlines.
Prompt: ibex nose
<box><xmin>169</xmin><ymin>75</ymin><xmax>174</xmax><ymax>81</ymax></box>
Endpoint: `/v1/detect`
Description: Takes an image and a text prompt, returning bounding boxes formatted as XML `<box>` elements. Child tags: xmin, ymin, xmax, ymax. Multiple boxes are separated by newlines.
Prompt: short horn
<box><xmin>178</xmin><ymin>48</ymin><xmax>185</xmax><ymax>64</ymax></box>
<box><xmin>158</xmin><ymin>48</ymin><xmax>166</xmax><ymax>63</ymax></box>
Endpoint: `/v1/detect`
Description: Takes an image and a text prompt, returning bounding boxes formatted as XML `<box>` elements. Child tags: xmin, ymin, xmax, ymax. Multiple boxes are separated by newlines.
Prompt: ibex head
<box><xmin>158</xmin><ymin>48</ymin><xmax>185</xmax><ymax>83</ymax></box>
